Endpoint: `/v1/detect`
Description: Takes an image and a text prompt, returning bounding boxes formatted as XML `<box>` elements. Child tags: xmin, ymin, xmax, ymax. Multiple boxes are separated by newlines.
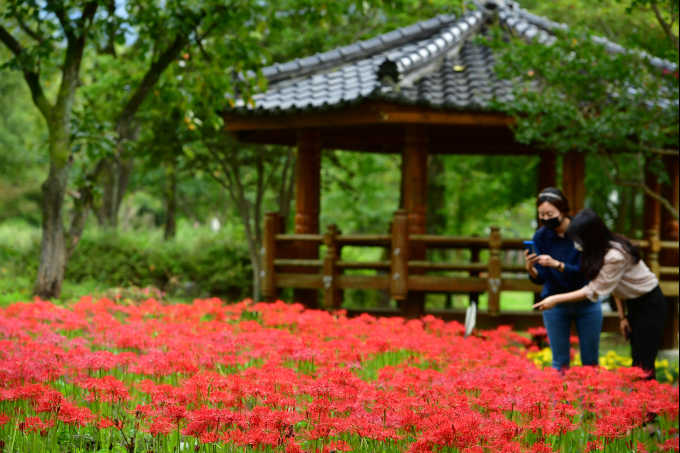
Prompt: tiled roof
<box><xmin>506</xmin><ymin>4</ymin><xmax>677</xmax><ymax>72</ymax></box>
<box><xmin>229</xmin><ymin>0</ymin><xmax>676</xmax><ymax>116</ymax></box>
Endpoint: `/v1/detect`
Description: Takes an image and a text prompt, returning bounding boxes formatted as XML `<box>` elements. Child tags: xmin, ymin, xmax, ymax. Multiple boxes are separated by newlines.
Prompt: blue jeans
<box><xmin>542</xmin><ymin>299</ymin><xmax>602</xmax><ymax>371</ymax></box>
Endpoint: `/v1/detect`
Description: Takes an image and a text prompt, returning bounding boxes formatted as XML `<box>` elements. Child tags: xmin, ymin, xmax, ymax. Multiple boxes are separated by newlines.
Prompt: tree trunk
<box><xmin>34</xmin><ymin>159</ymin><xmax>71</xmax><ymax>299</ymax></box>
<box><xmin>98</xmin><ymin>156</ymin><xmax>134</xmax><ymax>227</ymax></box>
<box><xmin>164</xmin><ymin>158</ymin><xmax>177</xmax><ymax>240</ymax></box>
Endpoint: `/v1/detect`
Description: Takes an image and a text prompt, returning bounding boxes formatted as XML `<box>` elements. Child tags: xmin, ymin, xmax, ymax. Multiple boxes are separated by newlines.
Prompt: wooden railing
<box><xmin>261</xmin><ymin>210</ymin><xmax>680</xmax><ymax>314</ymax></box>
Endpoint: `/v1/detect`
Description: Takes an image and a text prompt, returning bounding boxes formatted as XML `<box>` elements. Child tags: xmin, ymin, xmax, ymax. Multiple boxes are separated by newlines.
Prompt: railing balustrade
<box><xmin>262</xmin><ymin>211</ymin><xmax>680</xmax><ymax>309</ymax></box>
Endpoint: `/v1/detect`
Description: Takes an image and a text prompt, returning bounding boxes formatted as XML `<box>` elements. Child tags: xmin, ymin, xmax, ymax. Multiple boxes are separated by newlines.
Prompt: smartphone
<box><xmin>524</xmin><ymin>240</ymin><xmax>539</xmax><ymax>256</ymax></box>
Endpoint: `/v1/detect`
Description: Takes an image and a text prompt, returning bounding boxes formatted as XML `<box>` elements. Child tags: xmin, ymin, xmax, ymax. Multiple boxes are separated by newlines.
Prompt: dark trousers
<box><xmin>626</xmin><ymin>285</ymin><xmax>667</xmax><ymax>381</ymax></box>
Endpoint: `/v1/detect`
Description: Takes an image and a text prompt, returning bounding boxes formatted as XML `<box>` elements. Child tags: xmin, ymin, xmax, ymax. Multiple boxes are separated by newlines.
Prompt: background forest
<box><xmin>0</xmin><ymin>0</ymin><xmax>677</xmax><ymax>308</ymax></box>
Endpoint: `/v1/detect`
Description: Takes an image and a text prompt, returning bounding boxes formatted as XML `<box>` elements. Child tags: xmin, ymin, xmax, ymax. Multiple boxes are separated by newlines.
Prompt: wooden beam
<box><xmin>277</xmin><ymin>273</ymin><xmax>322</xmax><ymax>289</ymax></box>
<box><xmin>337</xmin><ymin>275</ymin><xmax>390</xmax><ymax>290</ymax></box>
<box><xmin>235</xmin><ymin>124</ymin><xmax>539</xmax><ymax>155</ymax></box>
<box><xmin>224</xmin><ymin>101</ymin><xmax>513</xmax><ymax>131</ymax></box>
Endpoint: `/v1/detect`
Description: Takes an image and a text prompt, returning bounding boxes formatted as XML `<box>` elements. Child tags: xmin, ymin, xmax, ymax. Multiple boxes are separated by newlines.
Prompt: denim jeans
<box><xmin>542</xmin><ymin>299</ymin><xmax>603</xmax><ymax>371</ymax></box>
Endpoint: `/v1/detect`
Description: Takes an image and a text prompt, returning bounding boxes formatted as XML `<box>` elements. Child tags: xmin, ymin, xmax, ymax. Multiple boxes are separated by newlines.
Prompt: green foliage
<box><xmin>488</xmin><ymin>25</ymin><xmax>678</xmax><ymax>155</ymax></box>
<box><xmin>486</xmin><ymin>0</ymin><xmax>678</xmax><ymax>219</ymax></box>
<box><xmin>0</xmin><ymin>220</ymin><xmax>252</xmax><ymax>301</ymax></box>
<box><xmin>520</xmin><ymin>0</ymin><xmax>675</xmax><ymax>59</ymax></box>
<box><xmin>0</xmin><ymin>70</ymin><xmax>46</xmax><ymax>223</ymax></box>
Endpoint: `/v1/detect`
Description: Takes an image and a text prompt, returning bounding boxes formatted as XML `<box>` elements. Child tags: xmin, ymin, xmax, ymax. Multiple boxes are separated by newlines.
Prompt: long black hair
<box><xmin>566</xmin><ymin>209</ymin><xmax>641</xmax><ymax>280</ymax></box>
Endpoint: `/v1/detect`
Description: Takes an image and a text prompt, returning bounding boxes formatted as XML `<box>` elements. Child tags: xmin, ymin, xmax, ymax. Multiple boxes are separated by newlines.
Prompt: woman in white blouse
<box><xmin>533</xmin><ymin>209</ymin><xmax>666</xmax><ymax>381</ymax></box>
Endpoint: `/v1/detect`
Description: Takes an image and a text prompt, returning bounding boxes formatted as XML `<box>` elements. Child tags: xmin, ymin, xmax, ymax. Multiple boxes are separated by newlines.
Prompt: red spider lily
<box><xmin>57</xmin><ymin>402</ymin><xmax>94</xmax><ymax>427</ymax></box>
<box><xmin>0</xmin><ymin>297</ymin><xmax>678</xmax><ymax>453</ymax></box>
<box><xmin>21</xmin><ymin>416</ymin><xmax>54</xmax><ymax>433</ymax></box>
<box><xmin>147</xmin><ymin>416</ymin><xmax>174</xmax><ymax>437</ymax></box>
<box><xmin>80</xmin><ymin>375</ymin><xmax>130</xmax><ymax>403</ymax></box>
<box><xmin>97</xmin><ymin>417</ymin><xmax>115</xmax><ymax>429</ymax></box>
<box><xmin>657</xmin><ymin>438</ymin><xmax>680</xmax><ymax>452</ymax></box>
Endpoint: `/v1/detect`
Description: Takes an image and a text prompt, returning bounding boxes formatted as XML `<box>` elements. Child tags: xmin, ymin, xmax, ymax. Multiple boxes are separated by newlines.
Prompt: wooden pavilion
<box><xmin>223</xmin><ymin>1</ymin><xmax>679</xmax><ymax>348</ymax></box>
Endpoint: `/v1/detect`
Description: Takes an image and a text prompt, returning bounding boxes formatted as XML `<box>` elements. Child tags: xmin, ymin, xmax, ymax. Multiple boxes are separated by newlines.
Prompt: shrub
<box><xmin>0</xmin><ymin>221</ymin><xmax>252</xmax><ymax>301</ymax></box>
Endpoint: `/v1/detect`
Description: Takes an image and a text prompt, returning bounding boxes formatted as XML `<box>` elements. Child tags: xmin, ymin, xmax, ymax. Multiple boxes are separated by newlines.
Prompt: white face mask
<box><xmin>574</xmin><ymin>243</ymin><xmax>583</xmax><ymax>252</ymax></box>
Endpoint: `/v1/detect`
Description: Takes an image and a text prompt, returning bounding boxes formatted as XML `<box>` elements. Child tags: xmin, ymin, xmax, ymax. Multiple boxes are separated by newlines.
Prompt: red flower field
<box><xmin>0</xmin><ymin>297</ymin><xmax>678</xmax><ymax>452</ymax></box>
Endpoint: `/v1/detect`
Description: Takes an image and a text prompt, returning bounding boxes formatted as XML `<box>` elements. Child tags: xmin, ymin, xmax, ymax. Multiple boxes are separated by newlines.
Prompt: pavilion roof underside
<box><xmin>235</xmin><ymin>123</ymin><xmax>537</xmax><ymax>155</ymax></box>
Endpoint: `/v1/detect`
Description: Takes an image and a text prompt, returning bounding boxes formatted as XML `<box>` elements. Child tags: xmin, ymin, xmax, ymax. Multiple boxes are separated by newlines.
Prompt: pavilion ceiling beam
<box><xmin>224</xmin><ymin>102</ymin><xmax>513</xmax><ymax>132</ymax></box>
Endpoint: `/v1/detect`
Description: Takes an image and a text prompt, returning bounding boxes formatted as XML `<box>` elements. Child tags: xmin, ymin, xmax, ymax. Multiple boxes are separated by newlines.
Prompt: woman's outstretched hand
<box><xmin>533</xmin><ymin>296</ymin><xmax>558</xmax><ymax>311</ymax></box>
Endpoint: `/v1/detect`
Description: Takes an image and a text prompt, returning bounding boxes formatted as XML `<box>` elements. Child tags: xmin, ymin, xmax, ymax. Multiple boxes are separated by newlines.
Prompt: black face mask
<box><xmin>542</xmin><ymin>215</ymin><xmax>562</xmax><ymax>230</ymax></box>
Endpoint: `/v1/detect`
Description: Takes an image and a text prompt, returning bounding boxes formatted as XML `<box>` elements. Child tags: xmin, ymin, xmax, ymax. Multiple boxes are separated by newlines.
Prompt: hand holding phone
<box><xmin>524</xmin><ymin>241</ymin><xmax>540</xmax><ymax>256</ymax></box>
<box><xmin>524</xmin><ymin>241</ymin><xmax>540</xmax><ymax>268</ymax></box>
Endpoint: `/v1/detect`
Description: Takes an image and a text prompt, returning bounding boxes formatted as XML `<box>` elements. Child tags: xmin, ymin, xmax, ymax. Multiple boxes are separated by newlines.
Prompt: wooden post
<box><xmin>562</xmin><ymin>151</ymin><xmax>586</xmax><ymax>213</ymax></box>
<box><xmin>293</xmin><ymin>129</ymin><xmax>321</xmax><ymax>308</ymax></box>
<box><xmin>537</xmin><ymin>151</ymin><xmax>557</xmax><ymax>193</ymax></box>
<box><xmin>537</xmin><ymin>150</ymin><xmax>557</xmax><ymax>227</ymax></box>
<box><xmin>261</xmin><ymin>212</ymin><xmax>279</xmax><ymax>302</ymax></box>
<box><xmin>469</xmin><ymin>243</ymin><xmax>481</xmax><ymax>308</ymax></box>
<box><xmin>660</xmin><ymin>155</ymin><xmax>679</xmax><ymax>349</ymax></box>
<box><xmin>648</xmin><ymin>228</ymin><xmax>661</xmax><ymax>278</ymax></box>
<box><xmin>660</xmin><ymin>155</ymin><xmax>679</xmax><ymax>263</ymax></box>
<box><xmin>488</xmin><ymin>226</ymin><xmax>502</xmax><ymax>316</ymax></box>
<box><xmin>402</xmin><ymin>125</ymin><xmax>428</xmax><ymax>319</ymax></box>
<box><xmin>323</xmin><ymin>224</ymin><xmax>341</xmax><ymax>309</ymax></box>
<box><xmin>391</xmin><ymin>210</ymin><xmax>409</xmax><ymax>304</ymax></box>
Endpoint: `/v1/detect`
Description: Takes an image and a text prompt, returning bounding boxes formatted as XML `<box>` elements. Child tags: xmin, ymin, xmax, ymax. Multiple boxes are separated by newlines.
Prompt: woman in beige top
<box><xmin>533</xmin><ymin>209</ymin><xmax>666</xmax><ymax>382</ymax></box>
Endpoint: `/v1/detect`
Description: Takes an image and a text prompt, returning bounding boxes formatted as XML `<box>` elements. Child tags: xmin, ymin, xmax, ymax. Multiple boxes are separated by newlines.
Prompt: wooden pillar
<box><xmin>537</xmin><ymin>151</ymin><xmax>557</xmax><ymax>193</ymax></box>
<box><xmin>322</xmin><ymin>224</ymin><xmax>342</xmax><ymax>309</ymax></box>
<box><xmin>660</xmin><ymin>155</ymin><xmax>679</xmax><ymax>257</ymax></box>
<box><xmin>293</xmin><ymin>130</ymin><xmax>321</xmax><ymax>308</ymax></box>
<box><xmin>488</xmin><ymin>226</ymin><xmax>502</xmax><ymax>316</ymax></box>
<box><xmin>562</xmin><ymin>151</ymin><xmax>586</xmax><ymax>213</ymax></box>
<box><xmin>660</xmin><ymin>155</ymin><xmax>679</xmax><ymax>350</ymax></box>
<box><xmin>401</xmin><ymin>125</ymin><xmax>428</xmax><ymax>318</ymax></box>
<box><xmin>469</xmin><ymin>243</ymin><xmax>481</xmax><ymax>309</ymax></box>
<box><xmin>391</xmin><ymin>210</ymin><xmax>409</xmax><ymax>303</ymax></box>
<box><xmin>261</xmin><ymin>212</ymin><xmax>279</xmax><ymax>302</ymax></box>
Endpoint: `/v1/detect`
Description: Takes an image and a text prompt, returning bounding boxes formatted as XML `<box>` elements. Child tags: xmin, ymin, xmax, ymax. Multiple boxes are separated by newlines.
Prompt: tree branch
<box><xmin>596</xmin><ymin>153</ymin><xmax>679</xmax><ymax>220</ymax></box>
<box><xmin>650</xmin><ymin>2</ymin><xmax>679</xmax><ymax>54</ymax></box>
<box><xmin>54</xmin><ymin>2</ymin><xmax>98</xmax><ymax>126</ymax></box>
<box><xmin>116</xmin><ymin>33</ymin><xmax>190</xmax><ymax>140</ymax></box>
<box><xmin>0</xmin><ymin>25</ymin><xmax>52</xmax><ymax>119</ymax></box>
<box><xmin>14</xmin><ymin>16</ymin><xmax>45</xmax><ymax>43</ymax></box>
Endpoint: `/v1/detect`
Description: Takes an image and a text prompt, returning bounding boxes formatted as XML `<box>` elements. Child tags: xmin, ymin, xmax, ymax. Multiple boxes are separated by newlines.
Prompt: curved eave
<box><xmin>222</xmin><ymin>98</ymin><xmax>512</xmax><ymax>132</ymax></box>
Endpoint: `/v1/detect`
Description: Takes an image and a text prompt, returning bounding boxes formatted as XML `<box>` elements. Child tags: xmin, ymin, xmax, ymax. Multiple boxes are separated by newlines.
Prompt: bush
<box><xmin>0</xmin><ymin>220</ymin><xmax>253</xmax><ymax>301</ymax></box>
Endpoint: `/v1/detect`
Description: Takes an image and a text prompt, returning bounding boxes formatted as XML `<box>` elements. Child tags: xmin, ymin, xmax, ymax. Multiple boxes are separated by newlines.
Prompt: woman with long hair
<box><xmin>534</xmin><ymin>208</ymin><xmax>667</xmax><ymax>381</ymax></box>
<box><xmin>524</xmin><ymin>188</ymin><xmax>598</xmax><ymax>372</ymax></box>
